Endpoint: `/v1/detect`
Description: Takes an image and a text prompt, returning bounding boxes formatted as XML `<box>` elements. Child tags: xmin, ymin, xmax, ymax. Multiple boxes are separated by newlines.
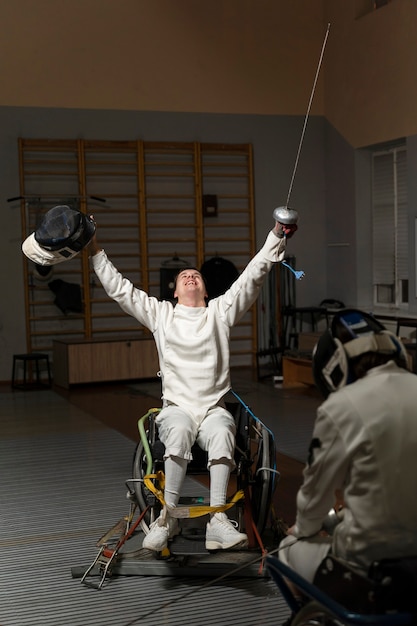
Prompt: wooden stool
<box><xmin>12</xmin><ymin>353</ymin><xmax>52</xmax><ymax>389</ymax></box>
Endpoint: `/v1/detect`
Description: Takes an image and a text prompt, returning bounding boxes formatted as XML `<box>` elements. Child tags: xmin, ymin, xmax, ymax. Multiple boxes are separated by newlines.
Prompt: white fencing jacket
<box><xmin>92</xmin><ymin>230</ymin><xmax>287</xmax><ymax>423</ymax></box>
<box><xmin>294</xmin><ymin>361</ymin><xmax>417</xmax><ymax>572</ymax></box>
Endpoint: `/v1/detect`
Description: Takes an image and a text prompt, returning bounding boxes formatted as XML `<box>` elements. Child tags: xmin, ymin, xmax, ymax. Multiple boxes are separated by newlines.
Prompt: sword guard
<box><xmin>273</xmin><ymin>206</ymin><xmax>299</xmax><ymax>225</ymax></box>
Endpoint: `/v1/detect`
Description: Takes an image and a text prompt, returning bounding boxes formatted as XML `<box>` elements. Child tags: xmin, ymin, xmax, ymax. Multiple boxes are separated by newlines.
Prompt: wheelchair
<box><xmin>130</xmin><ymin>391</ymin><xmax>279</xmax><ymax>554</ymax></box>
<box><xmin>266</xmin><ymin>553</ymin><xmax>417</xmax><ymax>626</ymax></box>
<box><xmin>79</xmin><ymin>391</ymin><xmax>280</xmax><ymax>588</ymax></box>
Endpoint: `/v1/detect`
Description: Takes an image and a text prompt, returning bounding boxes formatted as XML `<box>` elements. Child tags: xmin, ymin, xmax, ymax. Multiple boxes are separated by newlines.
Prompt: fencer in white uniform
<box><xmin>89</xmin><ymin>219</ymin><xmax>297</xmax><ymax>551</ymax></box>
<box><xmin>279</xmin><ymin>310</ymin><xmax>417</xmax><ymax>590</ymax></box>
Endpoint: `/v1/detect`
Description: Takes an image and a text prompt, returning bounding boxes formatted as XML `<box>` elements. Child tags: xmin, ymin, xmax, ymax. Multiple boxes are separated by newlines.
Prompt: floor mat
<box><xmin>0</xmin><ymin>389</ymin><xmax>292</xmax><ymax>626</ymax></box>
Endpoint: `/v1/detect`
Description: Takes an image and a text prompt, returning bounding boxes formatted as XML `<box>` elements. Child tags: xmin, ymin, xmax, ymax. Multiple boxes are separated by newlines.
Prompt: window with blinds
<box><xmin>371</xmin><ymin>144</ymin><xmax>408</xmax><ymax>307</ymax></box>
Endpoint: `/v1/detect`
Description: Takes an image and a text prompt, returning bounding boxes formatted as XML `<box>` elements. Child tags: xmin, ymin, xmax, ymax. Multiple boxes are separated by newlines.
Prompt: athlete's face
<box><xmin>174</xmin><ymin>269</ymin><xmax>207</xmax><ymax>303</ymax></box>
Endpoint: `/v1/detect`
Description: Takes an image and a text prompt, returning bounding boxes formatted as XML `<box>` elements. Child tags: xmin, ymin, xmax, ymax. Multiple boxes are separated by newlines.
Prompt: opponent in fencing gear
<box><xmin>22</xmin><ymin>205</ymin><xmax>96</xmax><ymax>266</ymax></box>
<box><xmin>312</xmin><ymin>308</ymin><xmax>408</xmax><ymax>398</ymax></box>
<box><xmin>89</xmin><ymin>218</ymin><xmax>297</xmax><ymax>552</ymax></box>
<box><xmin>279</xmin><ymin>309</ymin><xmax>417</xmax><ymax>586</ymax></box>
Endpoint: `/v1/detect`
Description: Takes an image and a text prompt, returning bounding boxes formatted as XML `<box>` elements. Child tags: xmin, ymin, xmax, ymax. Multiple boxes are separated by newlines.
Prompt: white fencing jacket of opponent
<box><xmin>293</xmin><ymin>360</ymin><xmax>417</xmax><ymax>573</ymax></box>
<box><xmin>92</xmin><ymin>230</ymin><xmax>286</xmax><ymax>424</ymax></box>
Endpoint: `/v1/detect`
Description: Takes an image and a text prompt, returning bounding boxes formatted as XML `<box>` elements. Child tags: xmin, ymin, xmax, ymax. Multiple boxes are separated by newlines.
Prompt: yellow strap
<box><xmin>143</xmin><ymin>472</ymin><xmax>245</xmax><ymax>518</ymax></box>
<box><xmin>144</xmin><ymin>471</ymin><xmax>166</xmax><ymax>506</ymax></box>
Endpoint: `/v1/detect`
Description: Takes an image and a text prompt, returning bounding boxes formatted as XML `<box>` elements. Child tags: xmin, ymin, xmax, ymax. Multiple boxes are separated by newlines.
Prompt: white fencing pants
<box><xmin>156</xmin><ymin>403</ymin><xmax>236</xmax><ymax>509</ymax></box>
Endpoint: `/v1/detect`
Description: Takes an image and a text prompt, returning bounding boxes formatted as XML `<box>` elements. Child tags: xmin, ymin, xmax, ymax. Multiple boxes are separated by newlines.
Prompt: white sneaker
<box><xmin>205</xmin><ymin>512</ymin><xmax>248</xmax><ymax>550</ymax></box>
<box><xmin>142</xmin><ymin>514</ymin><xmax>180</xmax><ymax>552</ymax></box>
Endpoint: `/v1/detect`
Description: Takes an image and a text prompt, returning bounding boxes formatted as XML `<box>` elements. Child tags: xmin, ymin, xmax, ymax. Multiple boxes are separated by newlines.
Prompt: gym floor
<box><xmin>0</xmin><ymin>368</ymin><xmax>321</xmax><ymax>626</ymax></box>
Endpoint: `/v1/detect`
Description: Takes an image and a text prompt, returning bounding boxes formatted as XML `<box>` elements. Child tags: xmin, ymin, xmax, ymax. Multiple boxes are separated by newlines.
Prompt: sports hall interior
<box><xmin>1</xmin><ymin>2</ymin><xmax>417</xmax><ymax>625</ymax></box>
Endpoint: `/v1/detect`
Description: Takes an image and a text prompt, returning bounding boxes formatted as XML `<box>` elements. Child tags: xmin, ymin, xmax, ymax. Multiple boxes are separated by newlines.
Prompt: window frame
<box><xmin>371</xmin><ymin>144</ymin><xmax>408</xmax><ymax>310</ymax></box>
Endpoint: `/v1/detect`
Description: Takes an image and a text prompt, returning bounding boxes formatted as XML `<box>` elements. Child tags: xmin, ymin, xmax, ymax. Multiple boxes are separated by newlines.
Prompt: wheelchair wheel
<box><xmin>291</xmin><ymin>601</ymin><xmax>341</xmax><ymax>626</ymax></box>
<box><xmin>250</xmin><ymin>424</ymin><xmax>277</xmax><ymax>534</ymax></box>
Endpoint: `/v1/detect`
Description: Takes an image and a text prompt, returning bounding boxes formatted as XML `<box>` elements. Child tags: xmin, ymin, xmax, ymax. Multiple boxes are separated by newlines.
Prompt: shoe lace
<box><xmin>215</xmin><ymin>515</ymin><xmax>239</xmax><ymax>531</ymax></box>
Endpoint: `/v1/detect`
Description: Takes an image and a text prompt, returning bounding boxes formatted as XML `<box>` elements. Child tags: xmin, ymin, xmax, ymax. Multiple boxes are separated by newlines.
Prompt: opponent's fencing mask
<box><xmin>312</xmin><ymin>308</ymin><xmax>408</xmax><ymax>398</ymax></box>
<box><xmin>22</xmin><ymin>205</ymin><xmax>96</xmax><ymax>266</ymax></box>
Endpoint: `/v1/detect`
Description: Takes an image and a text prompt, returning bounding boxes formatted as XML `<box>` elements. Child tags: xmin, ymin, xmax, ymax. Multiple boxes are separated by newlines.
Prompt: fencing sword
<box><xmin>273</xmin><ymin>23</ymin><xmax>331</xmax><ymax>282</ymax></box>
<box><xmin>273</xmin><ymin>22</ymin><xmax>331</xmax><ymax>228</ymax></box>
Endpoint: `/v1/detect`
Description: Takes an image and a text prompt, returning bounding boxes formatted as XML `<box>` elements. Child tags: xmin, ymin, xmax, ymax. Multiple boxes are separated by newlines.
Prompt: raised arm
<box><xmin>88</xmin><ymin>227</ymin><xmax>163</xmax><ymax>332</ymax></box>
<box><xmin>214</xmin><ymin>219</ymin><xmax>298</xmax><ymax>326</ymax></box>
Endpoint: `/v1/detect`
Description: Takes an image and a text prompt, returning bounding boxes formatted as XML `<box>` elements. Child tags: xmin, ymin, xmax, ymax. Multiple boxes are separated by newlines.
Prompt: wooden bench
<box><xmin>53</xmin><ymin>337</ymin><xmax>159</xmax><ymax>388</ymax></box>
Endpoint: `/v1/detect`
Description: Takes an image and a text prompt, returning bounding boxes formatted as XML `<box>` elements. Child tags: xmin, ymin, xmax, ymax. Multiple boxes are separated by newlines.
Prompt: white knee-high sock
<box><xmin>209</xmin><ymin>461</ymin><xmax>231</xmax><ymax>508</ymax></box>
<box><xmin>164</xmin><ymin>456</ymin><xmax>188</xmax><ymax>508</ymax></box>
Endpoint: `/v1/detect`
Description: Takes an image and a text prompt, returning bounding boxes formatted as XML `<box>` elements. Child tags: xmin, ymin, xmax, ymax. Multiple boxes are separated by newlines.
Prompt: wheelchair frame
<box><xmin>266</xmin><ymin>555</ymin><xmax>415</xmax><ymax>626</ymax></box>
<box><xmin>130</xmin><ymin>391</ymin><xmax>279</xmax><ymax>543</ymax></box>
<box><xmin>77</xmin><ymin>393</ymin><xmax>281</xmax><ymax>586</ymax></box>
